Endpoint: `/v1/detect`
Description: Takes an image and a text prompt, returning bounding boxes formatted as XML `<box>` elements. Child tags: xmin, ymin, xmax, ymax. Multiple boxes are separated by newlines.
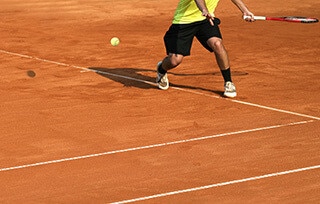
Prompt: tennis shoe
<box><xmin>224</xmin><ymin>81</ymin><xmax>237</xmax><ymax>98</ymax></box>
<box><xmin>156</xmin><ymin>61</ymin><xmax>169</xmax><ymax>90</ymax></box>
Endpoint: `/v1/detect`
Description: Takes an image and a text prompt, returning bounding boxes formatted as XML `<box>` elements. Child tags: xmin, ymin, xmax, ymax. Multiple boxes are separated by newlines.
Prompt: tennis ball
<box><xmin>110</xmin><ymin>37</ymin><xmax>120</xmax><ymax>46</ymax></box>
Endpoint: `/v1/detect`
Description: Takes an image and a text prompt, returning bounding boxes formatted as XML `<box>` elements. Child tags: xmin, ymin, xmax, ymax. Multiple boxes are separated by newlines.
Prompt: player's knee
<box><xmin>169</xmin><ymin>54</ymin><xmax>183</xmax><ymax>67</ymax></box>
<box><xmin>209</xmin><ymin>39</ymin><xmax>224</xmax><ymax>53</ymax></box>
<box><xmin>170</xmin><ymin>58</ymin><xmax>182</xmax><ymax>67</ymax></box>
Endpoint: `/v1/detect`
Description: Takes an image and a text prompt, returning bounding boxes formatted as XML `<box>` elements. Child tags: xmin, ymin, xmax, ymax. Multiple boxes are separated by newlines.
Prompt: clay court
<box><xmin>0</xmin><ymin>0</ymin><xmax>319</xmax><ymax>203</ymax></box>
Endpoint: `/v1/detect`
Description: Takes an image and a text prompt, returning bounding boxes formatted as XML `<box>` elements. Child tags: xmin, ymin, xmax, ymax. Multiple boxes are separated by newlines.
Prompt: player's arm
<box><xmin>231</xmin><ymin>0</ymin><xmax>255</xmax><ymax>22</ymax></box>
<box><xmin>194</xmin><ymin>0</ymin><xmax>214</xmax><ymax>25</ymax></box>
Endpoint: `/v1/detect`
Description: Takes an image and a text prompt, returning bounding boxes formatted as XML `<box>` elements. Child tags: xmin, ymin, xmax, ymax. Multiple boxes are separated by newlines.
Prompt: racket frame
<box><xmin>243</xmin><ymin>15</ymin><xmax>319</xmax><ymax>23</ymax></box>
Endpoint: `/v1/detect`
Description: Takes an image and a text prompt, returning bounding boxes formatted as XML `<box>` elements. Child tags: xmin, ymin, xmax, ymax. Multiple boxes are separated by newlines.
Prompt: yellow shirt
<box><xmin>173</xmin><ymin>0</ymin><xmax>220</xmax><ymax>24</ymax></box>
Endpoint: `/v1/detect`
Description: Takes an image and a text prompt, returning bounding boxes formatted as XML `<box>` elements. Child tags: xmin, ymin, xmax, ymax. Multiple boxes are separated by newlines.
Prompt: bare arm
<box><xmin>231</xmin><ymin>0</ymin><xmax>255</xmax><ymax>21</ymax></box>
<box><xmin>194</xmin><ymin>0</ymin><xmax>209</xmax><ymax>13</ymax></box>
<box><xmin>195</xmin><ymin>0</ymin><xmax>254</xmax><ymax>23</ymax></box>
<box><xmin>194</xmin><ymin>0</ymin><xmax>215</xmax><ymax>25</ymax></box>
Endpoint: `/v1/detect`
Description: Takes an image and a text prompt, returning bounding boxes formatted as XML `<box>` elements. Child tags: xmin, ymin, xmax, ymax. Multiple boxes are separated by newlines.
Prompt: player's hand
<box><xmin>202</xmin><ymin>11</ymin><xmax>215</xmax><ymax>26</ymax></box>
<box><xmin>243</xmin><ymin>11</ymin><xmax>255</xmax><ymax>22</ymax></box>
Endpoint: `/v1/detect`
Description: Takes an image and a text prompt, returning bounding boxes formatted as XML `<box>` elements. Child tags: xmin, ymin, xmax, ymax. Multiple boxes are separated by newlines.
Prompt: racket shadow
<box><xmin>88</xmin><ymin>67</ymin><xmax>224</xmax><ymax>96</ymax></box>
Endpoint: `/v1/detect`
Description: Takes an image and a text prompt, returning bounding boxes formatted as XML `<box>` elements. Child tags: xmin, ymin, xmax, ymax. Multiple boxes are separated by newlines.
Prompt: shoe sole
<box><xmin>223</xmin><ymin>92</ymin><xmax>237</xmax><ymax>98</ymax></box>
<box><xmin>158</xmin><ymin>83</ymin><xmax>169</xmax><ymax>90</ymax></box>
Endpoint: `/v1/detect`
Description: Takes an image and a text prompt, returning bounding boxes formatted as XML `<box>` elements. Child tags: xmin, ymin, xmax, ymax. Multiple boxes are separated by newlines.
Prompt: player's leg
<box><xmin>157</xmin><ymin>23</ymin><xmax>195</xmax><ymax>90</ymax></box>
<box><xmin>161</xmin><ymin>53</ymin><xmax>184</xmax><ymax>70</ymax></box>
<box><xmin>207</xmin><ymin>37</ymin><xmax>230</xmax><ymax>71</ymax></box>
<box><xmin>196</xmin><ymin>19</ymin><xmax>237</xmax><ymax>97</ymax></box>
<box><xmin>157</xmin><ymin>54</ymin><xmax>184</xmax><ymax>90</ymax></box>
<box><xmin>207</xmin><ymin>37</ymin><xmax>236</xmax><ymax>98</ymax></box>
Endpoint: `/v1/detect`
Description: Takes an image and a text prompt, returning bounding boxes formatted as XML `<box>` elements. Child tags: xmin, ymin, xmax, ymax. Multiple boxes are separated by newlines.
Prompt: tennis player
<box><xmin>156</xmin><ymin>0</ymin><xmax>255</xmax><ymax>97</ymax></box>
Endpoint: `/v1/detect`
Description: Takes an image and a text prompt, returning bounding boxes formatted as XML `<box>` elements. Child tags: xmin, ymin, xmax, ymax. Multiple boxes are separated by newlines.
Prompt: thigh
<box><xmin>164</xmin><ymin>23</ymin><xmax>198</xmax><ymax>56</ymax></box>
<box><xmin>196</xmin><ymin>18</ymin><xmax>222</xmax><ymax>52</ymax></box>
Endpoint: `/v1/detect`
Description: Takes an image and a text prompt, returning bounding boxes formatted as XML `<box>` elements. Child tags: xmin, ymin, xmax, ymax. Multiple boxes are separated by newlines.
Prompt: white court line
<box><xmin>0</xmin><ymin>49</ymin><xmax>155</xmax><ymax>86</ymax></box>
<box><xmin>110</xmin><ymin>164</ymin><xmax>320</xmax><ymax>204</ymax></box>
<box><xmin>174</xmin><ymin>87</ymin><xmax>320</xmax><ymax>120</ymax></box>
<box><xmin>1</xmin><ymin>49</ymin><xmax>319</xmax><ymax>121</ymax></box>
<box><xmin>0</xmin><ymin>120</ymin><xmax>314</xmax><ymax>172</ymax></box>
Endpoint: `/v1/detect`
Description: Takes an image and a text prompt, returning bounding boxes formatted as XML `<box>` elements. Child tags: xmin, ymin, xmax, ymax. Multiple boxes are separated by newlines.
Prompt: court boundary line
<box><xmin>1</xmin><ymin>49</ymin><xmax>319</xmax><ymax>121</ymax></box>
<box><xmin>0</xmin><ymin>120</ymin><xmax>314</xmax><ymax>172</ymax></box>
<box><xmin>110</xmin><ymin>164</ymin><xmax>320</xmax><ymax>203</ymax></box>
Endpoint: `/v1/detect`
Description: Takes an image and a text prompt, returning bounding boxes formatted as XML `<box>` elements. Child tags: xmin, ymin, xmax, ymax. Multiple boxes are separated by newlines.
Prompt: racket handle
<box><xmin>243</xmin><ymin>15</ymin><xmax>266</xmax><ymax>20</ymax></box>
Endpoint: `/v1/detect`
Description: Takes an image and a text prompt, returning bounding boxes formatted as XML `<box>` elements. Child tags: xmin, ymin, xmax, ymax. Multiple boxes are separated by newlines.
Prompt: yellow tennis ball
<box><xmin>110</xmin><ymin>37</ymin><xmax>120</xmax><ymax>46</ymax></box>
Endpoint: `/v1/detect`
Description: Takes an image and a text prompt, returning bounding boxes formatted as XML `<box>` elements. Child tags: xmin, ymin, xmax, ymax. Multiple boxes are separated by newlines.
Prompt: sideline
<box><xmin>1</xmin><ymin>49</ymin><xmax>319</xmax><ymax>121</ymax></box>
<box><xmin>0</xmin><ymin>120</ymin><xmax>314</xmax><ymax>172</ymax></box>
<box><xmin>110</xmin><ymin>164</ymin><xmax>320</xmax><ymax>203</ymax></box>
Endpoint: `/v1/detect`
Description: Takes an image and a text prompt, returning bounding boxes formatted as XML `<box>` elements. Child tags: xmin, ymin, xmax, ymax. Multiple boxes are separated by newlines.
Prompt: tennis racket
<box><xmin>244</xmin><ymin>16</ymin><xmax>319</xmax><ymax>23</ymax></box>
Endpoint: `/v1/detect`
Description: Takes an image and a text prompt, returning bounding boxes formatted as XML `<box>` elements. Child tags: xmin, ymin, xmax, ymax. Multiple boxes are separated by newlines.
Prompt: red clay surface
<box><xmin>0</xmin><ymin>0</ymin><xmax>319</xmax><ymax>203</ymax></box>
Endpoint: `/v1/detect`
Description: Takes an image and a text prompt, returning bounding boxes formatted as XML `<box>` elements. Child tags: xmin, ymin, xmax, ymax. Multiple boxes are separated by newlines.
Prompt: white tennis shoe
<box><xmin>224</xmin><ymin>81</ymin><xmax>237</xmax><ymax>98</ymax></box>
<box><xmin>156</xmin><ymin>61</ymin><xmax>169</xmax><ymax>90</ymax></box>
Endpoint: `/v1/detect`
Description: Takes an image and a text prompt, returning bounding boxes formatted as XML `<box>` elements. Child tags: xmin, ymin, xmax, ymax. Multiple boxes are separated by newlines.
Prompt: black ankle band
<box><xmin>221</xmin><ymin>68</ymin><xmax>232</xmax><ymax>82</ymax></box>
<box><xmin>158</xmin><ymin>63</ymin><xmax>167</xmax><ymax>74</ymax></box>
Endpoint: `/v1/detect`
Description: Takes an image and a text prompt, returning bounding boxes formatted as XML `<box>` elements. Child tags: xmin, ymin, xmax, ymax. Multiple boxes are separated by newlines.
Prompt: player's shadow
<box><xmin>88</xmin><ymin>67</ymin><xmax>227</xmax><ymax>96</ymax></box>
<box><xmin>88</xmin><ymin>67</ymin><xmax>156</xmax><ymax>89</ymax></box>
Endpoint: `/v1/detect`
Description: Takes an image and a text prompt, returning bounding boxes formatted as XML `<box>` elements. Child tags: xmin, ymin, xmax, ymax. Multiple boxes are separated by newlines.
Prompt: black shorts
<box><xmin>163</xmin><ymin>18</ymin><xmax>222</xmax><ymax>56</ymax></box>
